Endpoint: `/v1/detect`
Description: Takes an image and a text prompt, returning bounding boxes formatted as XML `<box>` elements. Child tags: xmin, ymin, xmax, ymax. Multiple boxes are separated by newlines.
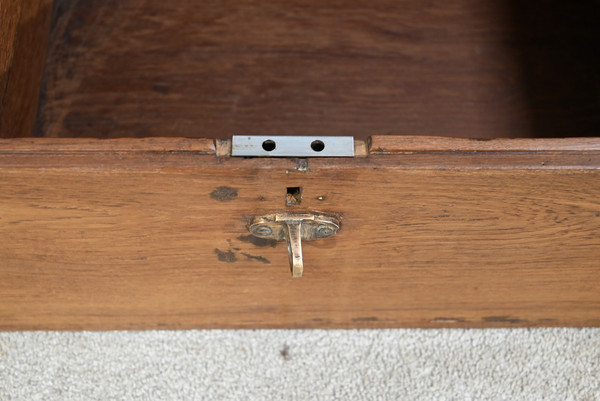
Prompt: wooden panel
<box><xmin>36</xmin><ymin>0</ymin><xmax>600</xmax><ymax>139</ymax></box>
<box><xmin>0</xmin><ymin>137</ymin><xmax>215</xmax><ymax>153</ymax></box>
<box><xmin>369</xmin><ymin>135</ymin><xmax>600</xmax><ymax>153</ymax></box>
<box><xmin>1</xmin><ymin>137</ymin><xmax>599</xmax><ymax>330</ymax></box>
<box><xmin>0</xmin><ymin>0</ymin><xmax>22</xmax><ymax>103</ymax></box>
<box><xmin>0</xmin><ymin>0</ymin><xmax>53</xmax><ymax>138</ymax></box>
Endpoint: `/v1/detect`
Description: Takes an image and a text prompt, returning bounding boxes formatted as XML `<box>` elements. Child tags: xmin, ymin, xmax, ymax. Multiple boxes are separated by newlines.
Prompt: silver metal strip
<box><xmin>231</xmin><ymin>136</ymin><xmax>355</xmax><ymax>157</ymax></box>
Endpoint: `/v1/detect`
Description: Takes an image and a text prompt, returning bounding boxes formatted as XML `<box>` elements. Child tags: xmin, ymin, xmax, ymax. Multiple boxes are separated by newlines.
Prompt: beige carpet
<box><xmin>0</xmin><ymin>329</ymin><xmax>598</xmax><ymax>400</ymax></box>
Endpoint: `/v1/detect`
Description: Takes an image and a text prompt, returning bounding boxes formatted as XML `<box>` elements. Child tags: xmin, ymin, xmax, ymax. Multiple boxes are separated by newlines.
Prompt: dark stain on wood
<box><xmin>537</xmin><ymin>318</ymin><xmax>557</xmax><ymax>323</ymax></box>
<box><xmin>151</xmin><ymin>84</ymin><xmax>169</xmax><ymax>95</ymax></box>
<box><xmin>214</xmin><ymin>248</ymin><xmax>237</xmax><ymax>263</ymax></box>
<box><xmin>210</xmin><ymin>186</ymin><xmax>238</xmax><ymax>202</ymax></box>
<box><xmin>352</xmin><ymin>316</ymin><xmax>378</xmax><ymax>322</ymax></box>
<box><xmin>483</xmin><ymin>315</ymin><xmax>526</xmax><ymax>324</ymax></box>
<box><xmin>237</xmin><ymin>234</ymin><xmax>278</xmax><ymax>248</ymax></box>
<box><xmin>241</xmin><ymin>252</ymin><xmax>270</xmax><ymax>264</ymax></box>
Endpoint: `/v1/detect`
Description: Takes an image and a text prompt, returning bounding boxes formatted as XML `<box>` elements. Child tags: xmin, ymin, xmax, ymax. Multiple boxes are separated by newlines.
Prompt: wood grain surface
<box><xmin>1</xmin><ymin>137</ymin><xmax>599</xmax><ymax>330</ymax></box>
<box><xmin>37</xmin><ymin>0</ymin><xmax>600</xmax><ymax>139</ymax></box>
<box><xmin>0</xmin><ymin>0</ymin><xmax>22</xmax><ymax>104</ymax></box>
<box><xmin>0</xmin><ymin>0</ymin><xmax>53</xmax><ymax>138</ymax></box>
<box><xmin>0</xmin><ymin>137</ymin><xmax>215</xmax><ymax>153</ymax></box>
<box><xmin>369</xmin><ymin>135</ymin><xmax>600</xmax><ymax>153</ymax></box>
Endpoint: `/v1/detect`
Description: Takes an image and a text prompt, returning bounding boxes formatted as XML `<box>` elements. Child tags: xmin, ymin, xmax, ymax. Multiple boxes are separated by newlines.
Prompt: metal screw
<box><xmin>252</xmin><ymin>225</ymin><xmax>272</xmax><ymax>237</ymax></box>
<box><xmin>315</xmin><ymin>225</ymin><xmax>335</xmax><ymax>238</ymax></box>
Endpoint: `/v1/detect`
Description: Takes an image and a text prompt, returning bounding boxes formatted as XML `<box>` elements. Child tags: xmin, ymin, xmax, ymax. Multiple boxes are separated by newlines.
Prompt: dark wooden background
<box><xmin>34</xmin><ymin>0</ymin><xmax>600</xmax><ymax>139</ymax></box>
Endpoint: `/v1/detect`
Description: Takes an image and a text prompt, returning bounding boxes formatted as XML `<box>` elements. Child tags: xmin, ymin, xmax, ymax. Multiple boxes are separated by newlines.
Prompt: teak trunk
<box><xmin>1</xmin><ymin>0</ymin><xmax>599</xmax><ymax>329</ymax></box>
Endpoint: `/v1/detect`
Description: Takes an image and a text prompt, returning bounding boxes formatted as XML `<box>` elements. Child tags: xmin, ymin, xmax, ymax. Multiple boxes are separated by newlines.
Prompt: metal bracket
<box><xmin>232</xmin><ymin>136</ymin><xmax>354</xmax><ymax>157</ymax></box>
<box><xmin>248</xmin><ymin>213</ymin><xmax>340</xmax><ymax>277</ymax></box>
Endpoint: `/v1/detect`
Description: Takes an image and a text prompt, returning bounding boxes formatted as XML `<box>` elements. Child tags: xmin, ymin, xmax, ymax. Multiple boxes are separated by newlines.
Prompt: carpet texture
<box><xmin>0</xmin><ymin>329</ymin><xmax>598</xmax><ymax>400</ymax></box>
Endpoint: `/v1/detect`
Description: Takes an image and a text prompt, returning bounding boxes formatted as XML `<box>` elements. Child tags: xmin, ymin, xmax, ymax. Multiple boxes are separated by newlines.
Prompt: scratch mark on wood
<box><xmin>241</xmin><ymin>252</ymin><xmax>270</xmax><ymax>264</ymax></box>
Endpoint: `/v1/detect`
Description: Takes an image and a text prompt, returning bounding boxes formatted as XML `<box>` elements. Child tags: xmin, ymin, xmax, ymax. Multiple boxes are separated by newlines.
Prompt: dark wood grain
<box><xmin>508</xmin><ymin>1</ymin><xmax>600</xmax><ymax>138</ymax></box>
<box><xmin>0</xmin><ymin>0</ymin><xmax>53</xmax><ymax>138</ymax></box>
<box><xmin>0</xmin><ymin>0</ymin><xmax>22</xmax><ymax>106</ymax></box>
<box><xmin>36</xmin><ymin>0</ymin><xmax>600</xmax><ymax>139</ymax></box>
<box><xmin>1</xmin><ymin>137</ymin><xmax>599</xmax><ymax>330</ymax></box>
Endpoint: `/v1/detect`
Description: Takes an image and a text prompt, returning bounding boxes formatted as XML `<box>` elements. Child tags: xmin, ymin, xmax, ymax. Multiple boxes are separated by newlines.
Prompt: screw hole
<box><xmin>310</xmin><ymin>140</ymin><xmax>325</xmax><ymax>152</ymax></box>
<box><xmin>262</xmin><ymin>140</ymin><xmax>276</xmax><ymax>151</ymax></box>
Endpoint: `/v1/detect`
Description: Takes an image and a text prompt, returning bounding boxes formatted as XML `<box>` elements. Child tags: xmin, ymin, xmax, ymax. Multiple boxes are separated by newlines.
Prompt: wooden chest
<box><xmin>1</xmin><ymin>0</ymin><xmax>599</xmax><ymax>329</ymax></box>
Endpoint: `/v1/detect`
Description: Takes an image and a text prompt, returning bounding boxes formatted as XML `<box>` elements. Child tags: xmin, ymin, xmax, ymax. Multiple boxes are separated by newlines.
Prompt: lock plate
<box><xmin>249</xmin><ymin>213</ymin><xmax>340</xmax><ymax>241</ymax></box>
<box><xmin>248</xmin><ymin>213</ymin><xmax>341</xmax><ymax>277</ymax></box>
<box><xmin>232</xmin><ymin>136</ymin><xmax>355</xmax><ymax>157</ymax></box>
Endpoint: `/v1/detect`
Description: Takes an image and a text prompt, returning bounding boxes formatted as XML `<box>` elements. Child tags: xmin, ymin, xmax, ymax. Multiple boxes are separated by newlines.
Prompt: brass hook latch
<box><xmin>248</xmin><ymin>213</ymin><xmax>341</xmax><ymax>277</ymax></box>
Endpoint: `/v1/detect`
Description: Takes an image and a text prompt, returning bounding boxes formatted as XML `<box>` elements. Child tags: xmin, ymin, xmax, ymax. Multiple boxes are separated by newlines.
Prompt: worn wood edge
<box><xmin>214</xmin><ymin>138</ymin><xmax>232</xmax><ymax>157</ymax></box>
<box><xmin>3</xmin><ymin>319</ymin><xmax>598</xmax><ymax>331</ymax></box>
<box><xmin>354</xmin><ymin>139</ymin><xmax>368</xmax><ymax>157</ymax></box>
<box><xmin>1</xmin><ymin>137</ymin><xmax>599</xmax><ymax>170</ymax></box>
<box><xmin>0</xmin><ymin>137</ymin><xmax>216</xmax><ymax>153</ymax></box>
<box><xmin>369</xmin><ymin>135</ymin><xmax>600</xmax><ymax>152</ymax></box>
<box><xmin>2</xmin><ymin>136</ymin><xmax>599</xmax><ymax>154</ymax></box>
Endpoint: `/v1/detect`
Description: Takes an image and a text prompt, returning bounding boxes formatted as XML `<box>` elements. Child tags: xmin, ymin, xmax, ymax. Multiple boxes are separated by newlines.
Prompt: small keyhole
<box><xmin>286</xmin><ymin>187</ymin><xmax>302</xmax><ymax>205</ymax></box>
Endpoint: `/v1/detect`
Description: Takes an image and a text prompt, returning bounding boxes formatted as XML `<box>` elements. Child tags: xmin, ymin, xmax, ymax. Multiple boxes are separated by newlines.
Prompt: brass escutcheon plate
<box><xmin>248</xmin><ymin>213</ymin><xmax>341</xmax><ymax>277</ymax></box>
